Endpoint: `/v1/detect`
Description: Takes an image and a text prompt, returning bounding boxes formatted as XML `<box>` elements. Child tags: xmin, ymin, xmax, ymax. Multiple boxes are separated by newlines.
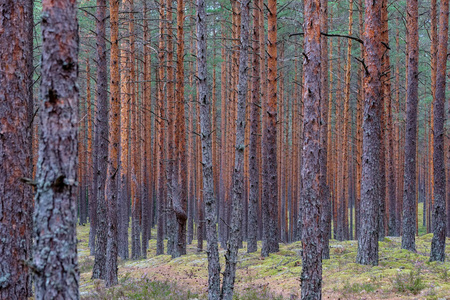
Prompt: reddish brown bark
<box><xmin>430</xmin><ymin>0</ymin><xmax>449</xmax><ymax>262</ymax></box>
<box><xmin>104</xmin><ymin>0</ymin><xmax>120</xmax><ymax>287</ymax></box>
<box><xmin>174</xmin><ymin>0</ymin><xmax>188</xmax><ymax>257</ymax></box>
<box><xmin>262</xmin><ymin>0</ymin><xmax>279</xmax><ymax>256</ymax></box>
<box><xmin>0</xmin><ymin>1</ymin><xmax>33</xmax><ymax>298</ymax></box>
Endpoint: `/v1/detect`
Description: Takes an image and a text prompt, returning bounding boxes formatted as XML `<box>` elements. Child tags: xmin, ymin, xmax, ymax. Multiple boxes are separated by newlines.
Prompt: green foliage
<box><xmin>233</xmin><ymin>288</ymin><xmax>284</xmax><ymax>300</ymax></box>
<box><xmin>85</xmin><ymin>278</ymin><xmax>201</xmax><ymax>300</ymax></box>
<box><xmin>342</xmin><ymin>280</ymin><xmax>379</xmax><ymax>294</ymax></box>
<box><xmin>392</xmin><ymin>268</ymin><xmax>426</xmax><ymax>295</ymax></box>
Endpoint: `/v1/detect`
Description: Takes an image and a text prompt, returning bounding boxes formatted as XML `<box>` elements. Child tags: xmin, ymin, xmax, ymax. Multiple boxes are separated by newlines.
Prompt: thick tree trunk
<box><xmin>301</xmin><ymin>0</ymin><xmax>323</xmax><ymax>298</ymax></box>
<box><xmin>221</xmin><ymin>0</ymin><xmax>249</xmax><ymax>298</ymax></box>
<box><xmin>33</xmin><ymin>0</ymin><xmax>79</xmax><ymax>297</ymax></box>
<box><xmin>430</xmin><ymin>0</ymin><xmax>449</xmax><ymax>262</ymax></box>
<box><xmin>401</xmin><ymin>0</ymin><xmax>419</xmax><ymax>252</ymax></box>
<box><xmin>197</xmin><ymin>0</ymin><xmax>221</xmax><ymax>297</ymax></box>
<box><xmin>0</xmin><ymin>1</ymin><xmax>32</xmax><ymax>298</ymax></box>
<box><xmin>356</xmin><ymin>0</ymin><xmax>383</xmax><ymax>266</ymax></box>
<box><xmin>92</xmin><ymin>0</ymin><xmax>109</xmax><ymax>279</ymax></box>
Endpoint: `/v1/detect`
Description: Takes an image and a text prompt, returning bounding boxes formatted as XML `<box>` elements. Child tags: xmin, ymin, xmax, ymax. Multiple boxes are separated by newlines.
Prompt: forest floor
<box><xmin>78</xmin><ymin>219</ymin><xmax>450</xmax><ymax>299</ymax></box>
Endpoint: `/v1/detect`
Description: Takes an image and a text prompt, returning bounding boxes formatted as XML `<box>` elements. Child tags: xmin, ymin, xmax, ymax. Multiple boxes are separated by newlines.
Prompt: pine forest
<box><xmin>2</xmin><ymin>0</ymin><xmax>450</xmax><ymax>299</ymax></box>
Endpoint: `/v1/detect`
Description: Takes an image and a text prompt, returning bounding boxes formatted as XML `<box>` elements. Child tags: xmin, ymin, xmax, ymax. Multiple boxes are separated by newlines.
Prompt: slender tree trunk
<box><xmin>105</xmin><ymin>0</ymin><xmax>120</xmax><ymax>287</ymax></box>
<box><xmin>320</xmin><ymin>0</ymin><xmax>331</xmax><ymax>259</ymax></box>
<box><xmin>341</xmin><ymin>0</ymin><xmax>353</xmax><ymax>241</ymax></box>
<box><xmin>0</xmin><ymin>1</ymin><xmax>32</xmax><ymax>298</ymax></box>
<box><xmin>92</xmin><ymin>0</ymin><xmax>109</xmax><ymax>279</ymax></box>
<box><xmin>86</xmin><ymin>57</ymin><xmax>94</xmax><ymax>236</ymax></box>
<box><xmin>401</xmin><ymin>0</ymin><xmax>419</xmax><ymax>252</ymax></box>
<box><xmin>381</xmin><ymin>0</ymin><xmax>396</xmax><ymax>237</ymax></box>
<box><xmin>141</xmin><ymin>0</ymin><xmax>152</xmax><ymax>258</ymax></box>
<box><xmin>356</xmin><ymin>0</ymin><xmax>383</xmax><ymax>266</ymax></box>
<box><xmin>430</xmin><ymin>0</ymin><xmax>449</xmax><ymax>262</ymax></box>
<box><xmin>248</xmin><ymin>0</ymin><xmax>261</xmax><ymax>253</ymax></box>
<box><xmin>197</xmin><ymin>0</ymin><xmax>221</xmax><ymax>296</ymax></box>
<box><xmin>221</xmin><ymin>0</ymin><xmax>249</xmax><ymax>298</ymax></box>
<box><xmin>118</xmin><ymin>0</ymin><xmax>131</xmax><ymax>261</ymax></box>
<box><xmin>262</xmin><ymin>0</ymin><xmax>279</xmax><ymax>257</ymax></box>
<box><xmin>355</xmin><ymin>0</ymin><xmax>364</xmax><ymax>240</ymax></box>
<box><xmin>301</xmin><ymin>0</ymin><xmax>323</xmax><ymax>298</ymax></box>
<box><xmin>156</xmin><ymin>0</ymin><xmax>166</xmax><ymax>256</ymax></box>
<box><xmin>128</xmin><ymin>0</ymin><xmax>141</xmax><ymax>260</ymax></box>
<box><xmin>174</xmin><ymin>0</ymin><xmax>188</xmax><ymax>257</ymax></box>
<box><xmin>34</xmin><ymin>0</ymin><xmax>79</xmax><ymax>297</ymax></box>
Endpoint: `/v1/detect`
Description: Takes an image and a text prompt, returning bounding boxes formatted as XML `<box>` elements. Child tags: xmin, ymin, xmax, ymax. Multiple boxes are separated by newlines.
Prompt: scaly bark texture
<box><xmin>430</xmin><ymin>0</ymin><xmax>449</xmax><ymax>262</ymax></box>
<box><xmin>197</xmin><ymin>0</ymin><xmax>221</xmax><ymax>297</ymax></box>
<box><xmin>262</xmin><ymin>0</ymin><xmax>279</xmax><ymax>257</ymax></box>
<box><xmin>301</xmin><ymin>0</ymin><xmax>323</xmax><ymax>298</ymax></box>
<box><xmin>174</xmin><ymin>0</ymin><xmax>188</xmax><ymax>257</ymax></box>
<box><xmin>0</xmin><ymin>1</ymin><xmax>32</xmax><ymax>298</ymax></box>
<box><xmin>105</xmin><ymin>0</ymin><xmax>120</xmax><ymax>287</ymax></box>
<box><xmin>92</xmin><ymin>0</ymin><xmax>109</xmax><ymax>279</ymax></box>
<box><xmin>356</xmin><ymin>0</ymin><xmax>383</xmax><ymax>266</ymax></box>
<box><xmin>401</xmin><ymin>0</ymin><xmax>419</xmax><ymax>252</ymax></box>
<box><xmin>248</xmin><ymin>0</ymin><xmax>261</xmax><ymax>254</ymax></box>
<box><xmin>320</xmin><ymin>0</ymin><xmax>331</xmax><ymax>260</ymax></box>
<box><xmin>33</xmin><ymin>0</ymin><xmax>79</xmax><ymax>298</ymax></box>
<box><xmin>221</xmin><ymin>0</ymin><xmax>249</xmax><ymax>298</ymax></box>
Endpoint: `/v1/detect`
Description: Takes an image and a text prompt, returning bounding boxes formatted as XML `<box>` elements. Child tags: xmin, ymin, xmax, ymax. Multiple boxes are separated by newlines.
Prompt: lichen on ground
<box><xmin>78</xmin><ymin>209</ymin><xmax>450</xmax><ymax>299</ymax></box>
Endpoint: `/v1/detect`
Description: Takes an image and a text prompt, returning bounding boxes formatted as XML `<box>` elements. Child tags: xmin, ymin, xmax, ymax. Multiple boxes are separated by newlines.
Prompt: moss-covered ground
<box><xmin>78</xmin><ymin>207</ymin><xmax>450</xmax><ymax>299</ymax></box>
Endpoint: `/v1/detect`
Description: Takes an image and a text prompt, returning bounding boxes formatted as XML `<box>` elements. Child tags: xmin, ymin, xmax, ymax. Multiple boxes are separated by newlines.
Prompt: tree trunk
<box><xmin>301</xmin><ymin>0</ymin><xmax>323</xmax><ymax>298</ymax></box>
<box><xmin>248</xmin><ymin>0</ymin><xmax>261</xmax><ymax>253</ymax></box>
<box><xmin>141</xmin><ymin>0</ymin><xmax>152</xmax><ymax>259</ymax></box>
<box><xmin>174</xmin><ymin>0</ymin><xmax>188</xmax><ymax>257</ymax></box>
<box><xmin>356</xmin><ymin>0</ymin><xmax>383</xmax><ymax>266</ymax></box>
<box><xmin>0</xmin><ymin>1</ymin><xmax>32</xmax><ymax>298</ymax></box>
<box><xmin>105</xmin><ymin>0</ymin><xmax>120</xmax><ymax>287</ymax></box>
<box><xmin>156</xmin><ymin>0</ymin><xmax>166</xmax><ymax>256</ymax></box>
<box><xmin>118</xmin><ymin>0</ymin><xmax>131</xmax><ymax>261</ymax></box>
<box><xmin>341</xmin><ymin>0</ymin><xmax>353</xmax><ymax>241</ymax></box>
<box><xmin>197</xmin><ymin>0</ymin><xmax>221</xmax><ymax>297</ymax></box>
<box><xmin>33</xmin><ymin>0</ymin><xmax>79</xmax><ymax>297</ymax></box>
<box><xmin>430</xmin><ymin>0</ymin><xmax>449</xmax><ymax>262</ymax></box>
<box><xmin>92</xmin><ymin>0</ymin><xmax>109</xmax><ymax>279</ymax></box>
<box><xmin>262</xmin><ymin>0</ymin><xmax>279</xmax><ymax>257</ymax></box>
<box><xmin>381</xmin><ymin>0</ymin><xmax>396</xmax><ymax>237</ymax></box>
<box><xmin>221</xmin><ymin>0</ymin><xmax>249</xmax><ymax>298</ymax></box>
<box><xmin>401</xmin><ymin>0</ymin><xmax>419</xmax><ymax>252</ymax></box>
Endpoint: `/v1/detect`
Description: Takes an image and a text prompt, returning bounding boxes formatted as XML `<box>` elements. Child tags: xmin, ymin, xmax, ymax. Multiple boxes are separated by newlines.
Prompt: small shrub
<box><xmin>79</xmin><ymin>256</ymin><xmax>94</xmax><ymax>273</ymax></box>
<box><xmin>392</xmin><ymin>268</ymin><xmax>426</xmax><ymax>295</ymax></box>
<box><xmin>342</xmin><ymin>280</ymin><xmax>378</xmax><ymax>294</ymax></box>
